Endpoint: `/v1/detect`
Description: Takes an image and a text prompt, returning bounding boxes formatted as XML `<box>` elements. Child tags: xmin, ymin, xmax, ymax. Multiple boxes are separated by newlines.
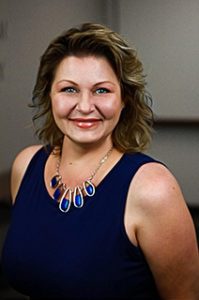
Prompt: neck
<box><xmin>60</xmin><ymin>137</ymin><xmax>114</xmax><ymax>164</ymax></box>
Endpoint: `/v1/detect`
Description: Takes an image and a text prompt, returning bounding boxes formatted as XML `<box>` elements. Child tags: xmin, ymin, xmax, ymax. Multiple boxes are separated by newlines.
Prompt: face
<box><xmin>50</xmin><ymin>55</ymin><xmax>123</xmax><ymax>147</ymax></box>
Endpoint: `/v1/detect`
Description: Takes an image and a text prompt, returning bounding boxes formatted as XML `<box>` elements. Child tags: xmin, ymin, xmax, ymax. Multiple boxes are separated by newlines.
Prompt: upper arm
<box><xmin>11</xmin><ymin>145</ymin><xmax>43</xmax><ymax>203</ymax></box>
<box><xmin>131</xmin><ymin>163</ymin><xmax>199</xmax><ymax>299</ymax></box>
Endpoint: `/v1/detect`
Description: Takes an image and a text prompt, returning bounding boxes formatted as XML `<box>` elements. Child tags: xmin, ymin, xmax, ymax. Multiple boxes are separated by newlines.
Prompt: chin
<box><xmin>67</xmin><ymin>135</ymin><xmax>100</xmax><ymax>144</ymax></box>
<box><xmin>67</xmin><ymin>133</ymin><xmax>110</xmax><ymax>146</ymax></box>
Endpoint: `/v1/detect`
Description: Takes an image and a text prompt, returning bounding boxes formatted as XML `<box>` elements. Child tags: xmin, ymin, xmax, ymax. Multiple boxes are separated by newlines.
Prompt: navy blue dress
<box><xmin>2</xmin><ymin>147</ymin><xmax>161</xmax><ymax>299</ymax></box>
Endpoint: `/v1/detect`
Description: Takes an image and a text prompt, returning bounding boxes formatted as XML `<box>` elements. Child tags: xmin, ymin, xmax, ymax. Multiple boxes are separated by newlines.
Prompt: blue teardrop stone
<box><xmin>50</xmin><ymin>176</ymin><xmax>59</xmax><ymax>188</ymax></box>
<box><xmin>53</xmin><ymin>187</ymin><xmax>62</xmax><ymax>202</ymax></box>
<box><xmin>86</xmin><ymin>184</ymin><xmax>94</xmax><ymax>195</ymax></box>
<box><xmin>60</xmin><ymin>198</ymin><xmax>70</xmax><ymax>211</ymax></box>
<box><xmin>75</xmin><ymin>194</ymin><xmax>83</xmax><ymax>207</ymax></box>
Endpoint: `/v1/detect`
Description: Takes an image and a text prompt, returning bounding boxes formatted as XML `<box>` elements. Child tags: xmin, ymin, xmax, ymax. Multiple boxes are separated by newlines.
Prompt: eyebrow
<box><xmin>56</xmin><ymin>80</ymin><xmax>77</xmax><ymax>85</ymax></box>
<box><xmin>56</xmin><ymin>79</ymin><xmax>117</xmax><ymax>86</ymax></box>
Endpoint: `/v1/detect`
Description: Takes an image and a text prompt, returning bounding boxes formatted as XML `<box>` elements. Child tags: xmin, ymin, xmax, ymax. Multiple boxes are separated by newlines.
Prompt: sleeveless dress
<box><xmin>1</xmin><ymin>147</ymin><xmax>161</xmax><ymax>299</ymax></box>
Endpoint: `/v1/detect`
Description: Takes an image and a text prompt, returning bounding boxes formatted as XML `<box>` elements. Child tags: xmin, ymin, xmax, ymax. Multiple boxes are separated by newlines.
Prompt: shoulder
<box><xmin>129</xmin><ymin>161</ymin><xmax>190</xmax><ymax>233</ymax></box>
<box><xmin>131</xmin><ymin>161</ymin><xmax>181</xmax><ymax>208</ymax></box>
<box><xmin>12</xmin><ymin>144</ymin><xmax>43</xmax><ymax>167</ymax></box>
<box><xmin>11</xmin><ymin>144</ymin><xmax>43</xmax><ymax>203</ymax></box>
<box><xmin>128</xmin><ymin>162</ymin><xmax>199</xmax><ymax>297</ymax></box>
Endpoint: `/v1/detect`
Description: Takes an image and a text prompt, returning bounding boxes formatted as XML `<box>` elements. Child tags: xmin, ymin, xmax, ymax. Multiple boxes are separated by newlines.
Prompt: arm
<box><xmin>11</xmin><ymin>145</ymin><xmax>43</xmax><ymax>203</ymax></box>
<box><xmin>130</xmin><ymin>163</ymin><xmax>199</xmax><ymax>299</ymax></box>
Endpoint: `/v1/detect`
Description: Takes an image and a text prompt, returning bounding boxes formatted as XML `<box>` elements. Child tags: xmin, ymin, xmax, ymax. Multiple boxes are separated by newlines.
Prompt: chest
<box><xmin>2</xmin><ymin>151</ymin><xmax>159</xmax><ymax>298</ymax></box>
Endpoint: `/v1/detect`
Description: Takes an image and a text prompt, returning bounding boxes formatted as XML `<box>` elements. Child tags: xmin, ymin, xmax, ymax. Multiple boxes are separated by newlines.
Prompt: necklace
<box><xmin>50</xmin><ymin>147</ymin><xmax>113</xmax><ymax>212</ymax></box>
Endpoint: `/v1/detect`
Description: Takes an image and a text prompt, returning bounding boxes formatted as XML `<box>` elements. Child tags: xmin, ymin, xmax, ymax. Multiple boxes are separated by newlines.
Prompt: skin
<box><xmin>50</xmin><ymin>55</ymin><xmax>124</xmax><ymax>146</ymax></box>
<box><xmin>11</xmin><ymin>55</ymin><xmax>199</xmax><ymax>299</ymax></box>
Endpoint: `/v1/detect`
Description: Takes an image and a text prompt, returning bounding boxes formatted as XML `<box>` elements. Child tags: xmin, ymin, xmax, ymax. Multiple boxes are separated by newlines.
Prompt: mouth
<box><xmin>69</xmin><ymin>118</ymin><xmax>101</xmax><ymax>129</ymax></box>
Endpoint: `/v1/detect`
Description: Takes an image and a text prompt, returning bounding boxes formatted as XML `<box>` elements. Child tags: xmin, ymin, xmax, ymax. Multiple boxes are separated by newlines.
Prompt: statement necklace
<box><xmin>50</xmin><ymin>147</ymin><xmax>113</xmax><ymax>212</ymax></box>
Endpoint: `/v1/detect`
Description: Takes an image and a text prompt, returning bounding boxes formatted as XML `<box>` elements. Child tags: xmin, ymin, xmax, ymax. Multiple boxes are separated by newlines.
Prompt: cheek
<box><xmin>51</xmin><ymin>96</ymin><xmax>72</xmax><ymax>117</ymax></box>
<box><xmin>97</xmin><ymin>99</ymin><xmax>123</xmax><ymax>120</ymax></box>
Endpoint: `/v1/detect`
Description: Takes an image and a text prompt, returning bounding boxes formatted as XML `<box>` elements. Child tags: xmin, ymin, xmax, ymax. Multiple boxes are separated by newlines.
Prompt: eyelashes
<box><xmin>60</xmin><ymin>87</ymin><xmax>77</xmax><ymax>93</ymax></box>
<box><xmin>60</xmin><ymin>86</ymin><xmax>111</xmax><ymax>95</ymax></box>
<box><xmin>95</xmin><ymin>88</ymin><xmax>110</xmax><ymax>94</ymax></box>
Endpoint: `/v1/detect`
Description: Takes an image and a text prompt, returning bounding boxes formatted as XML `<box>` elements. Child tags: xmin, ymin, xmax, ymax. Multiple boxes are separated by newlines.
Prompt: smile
<box><xmin>69</xmin><ymin>118</ymin><xmax>101</xmax><ymax>129</ymax></box>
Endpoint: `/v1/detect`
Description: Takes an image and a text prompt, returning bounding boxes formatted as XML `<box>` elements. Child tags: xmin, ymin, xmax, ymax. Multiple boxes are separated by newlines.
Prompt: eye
<box><xmin>95</xmin><ymin>88</ymin><xmax>110</xmax><ymax>94</ymax></box>
<box><xmin>61</xmin><ymin>87</ymin><xmax>77</xmax><ymax>93</ymax></box>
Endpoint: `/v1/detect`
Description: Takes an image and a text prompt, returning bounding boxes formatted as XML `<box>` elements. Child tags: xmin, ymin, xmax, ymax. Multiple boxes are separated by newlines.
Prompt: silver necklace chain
<box><xmin>50</xmin><ymin>147</ymin><xmax>114</xmax><ymax>212</ymax></box>
<box><xmin>55</xmin><ymin>146</ymin><xmax>113</xmax><ymax>190</ymax></box>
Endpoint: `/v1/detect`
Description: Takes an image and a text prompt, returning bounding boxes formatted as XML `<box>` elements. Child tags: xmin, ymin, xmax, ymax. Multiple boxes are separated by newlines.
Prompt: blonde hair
<box><xmin>32</xmin><ymin>22</ymin><xmax>153</xmax><ymax>152</ymax></box>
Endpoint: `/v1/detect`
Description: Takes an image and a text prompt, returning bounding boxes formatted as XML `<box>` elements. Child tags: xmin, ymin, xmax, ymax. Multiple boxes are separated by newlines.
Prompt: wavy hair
<box><xmin>31</xmin><ymin>22</ymin><xmax>153</xmax><ymax>152</ymax></box>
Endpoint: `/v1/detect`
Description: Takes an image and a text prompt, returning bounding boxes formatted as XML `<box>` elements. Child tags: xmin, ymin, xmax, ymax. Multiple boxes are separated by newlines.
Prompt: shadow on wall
<box><xmin>0</xmin><ymin>170</ymin><xmax>28</xmax><ymax>298</ymax></box>
<box><xmin>0</xmin><ymin>171</ymin><xmax>11</xmax><ymax>206</ymax></box>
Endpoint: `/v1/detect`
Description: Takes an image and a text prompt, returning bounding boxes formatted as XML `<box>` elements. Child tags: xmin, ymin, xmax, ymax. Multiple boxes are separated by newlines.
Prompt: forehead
<box><xmin>53</xmin><ymin>55</ymin><xmax>118</xmax><ymax>81</ymax></box>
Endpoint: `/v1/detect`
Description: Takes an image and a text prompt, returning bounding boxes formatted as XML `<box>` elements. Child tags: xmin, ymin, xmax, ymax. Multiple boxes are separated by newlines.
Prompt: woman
<box><xmin>2</xmin><ymin>23</ymin><xmax>199</xmax><ymax>299</ymax></box>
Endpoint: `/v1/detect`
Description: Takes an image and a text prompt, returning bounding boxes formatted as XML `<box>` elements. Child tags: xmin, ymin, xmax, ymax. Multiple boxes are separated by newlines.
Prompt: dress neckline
<box><xmin>42</xmin><ymin>147</ymin><xmax>127</xmax><ymax>209</ymax></box>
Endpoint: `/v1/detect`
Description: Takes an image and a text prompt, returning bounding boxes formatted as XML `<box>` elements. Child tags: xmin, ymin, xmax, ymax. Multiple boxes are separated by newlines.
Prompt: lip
<box><xmin>69</xmin><ymin>118</ymin><xmax>101</xmax><ymax>129</ymax></box>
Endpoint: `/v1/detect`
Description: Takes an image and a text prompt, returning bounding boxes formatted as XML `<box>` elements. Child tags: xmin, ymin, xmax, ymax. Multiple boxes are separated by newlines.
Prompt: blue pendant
<box><xmin>50</xmin><ymin>175</ymin><xmax>60</xmax><ymax>188</ymax></box>
<box><xmin>83</xmin><ymin>180</ymin><xmax>95</xmax><ymax>197</ymax></box>
<box><xmin>53</xmin><ymin>185</ymin><xmax>63</xmax><ymax>202</ymax></box>
<box><xmin>59</xmin><ymin>189</ymin><xmax>71</xmax><ymax>212</ymax></box>
<box><xmin>73</xmin><ymin>186</ymin><xmax>84</xmax><ymax>208</ymax></box>
<box><xmin>50</xmin><ymin>175</ymin><xmax>96</xmax><ymax>212</ymax></box>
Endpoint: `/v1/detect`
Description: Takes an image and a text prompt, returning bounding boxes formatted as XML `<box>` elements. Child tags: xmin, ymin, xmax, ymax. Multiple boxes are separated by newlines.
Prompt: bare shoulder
<box><xmin>129</xmin><ymin>161</ymin><xmax>194</xmax><ymax>240</ymax></box>
<box><xmin>11</xmin><ymin>144</ymin><xmax>43</xmax><ymax>203</ymax></box>
<box><xmin>131</xmin><ymin>162</ymin><xmax>184</xmax><ymax>210</ymax></box>
<box><xmin>129</xmin><ymin>162</ymin><xmax>199</xmax><ymax>298</ymax></box>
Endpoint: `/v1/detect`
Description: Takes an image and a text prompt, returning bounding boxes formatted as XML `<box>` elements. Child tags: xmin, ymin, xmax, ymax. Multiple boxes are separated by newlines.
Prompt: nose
<box><xmin>76</xmin><ymin>91</ymin><xmax>94</xmax><ymax>114</ymax></box>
